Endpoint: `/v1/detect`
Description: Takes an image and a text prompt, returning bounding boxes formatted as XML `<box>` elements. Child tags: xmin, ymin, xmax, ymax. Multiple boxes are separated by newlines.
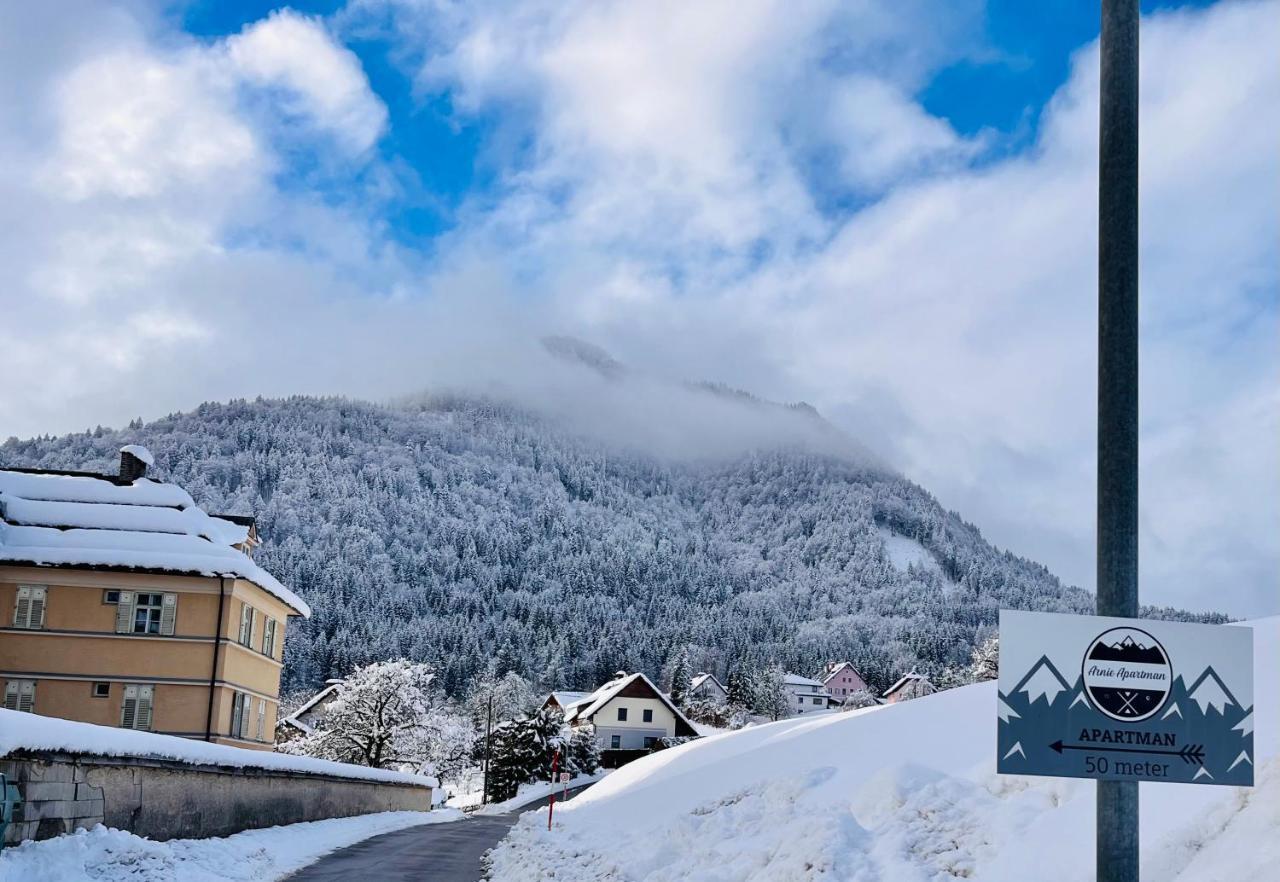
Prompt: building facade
<box><xmin>563</xmin><ymin>672</ymin><xmax>698</xmax><ymax>760</ymax></box>
<box><xmin>782</xmin><ymin>673</ymin><xmax>830</xmax><ymax>714</ymax></box>
<box><xmin>0</xmin><ymin>447</ymin><xmax>309</xmax><ymax>750</ymax></box>
<box><xmin>821</xmin><ymin>662</ymin><xmax>870</xmax><ymax>700</ymax></box>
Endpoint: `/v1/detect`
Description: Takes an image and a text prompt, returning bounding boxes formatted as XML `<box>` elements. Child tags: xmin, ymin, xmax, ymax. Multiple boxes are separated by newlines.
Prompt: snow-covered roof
<box><xmin>565</xmin><ymin>672</ymin><xmax>697</xmax><ymax>736</ymax></box>
<box><xmin>883</xmin><ymin>672</ymin><xmax>931</xmax><ymax>697</ymax></box>
<box><xmin>690</xmin><ymin>673</ymin><xmax>725</xmax><ymax>693</ymax></box>
<box><xmin>280</xmin><ymin>683</ymin><xmax>343</xmax><ymax>734</ymax></box>
<box><xmin>783</xmin><ymin>673</ymin><xmax>825</xmax><ymax>688</ymax></box>
<box><xmin>821</xmin><ymin>662</ymin><xmax>866</xmax><ymax>684</ymax></box>
<box><xmin>546</xmin><ymin>690</ymin><xmax>591</xmax><ymax>710</ymax></box>
<box><xmin>0</xmin><ymin>468</ymin><xmax>309</xmax><ymax>617</ymax></box>
<box><xmin>0</xmin><ymin>707</ymin><xmax>434</xmax><ymax>788</ymax></box>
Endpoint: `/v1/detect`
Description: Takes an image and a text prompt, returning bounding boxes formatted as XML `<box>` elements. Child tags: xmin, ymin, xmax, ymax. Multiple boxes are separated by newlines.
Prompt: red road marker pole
<box><xmin>548</xmin><ymin>749</ymin><xmax>560</xmax><ymax>831</ymax></box>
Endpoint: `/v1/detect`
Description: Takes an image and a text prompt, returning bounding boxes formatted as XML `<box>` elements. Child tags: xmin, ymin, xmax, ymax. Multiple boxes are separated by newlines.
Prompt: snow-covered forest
<box><xmin>1</xmin><ymin>393</ymin><xmax>1221</xmax><ymax>698</ymax></box>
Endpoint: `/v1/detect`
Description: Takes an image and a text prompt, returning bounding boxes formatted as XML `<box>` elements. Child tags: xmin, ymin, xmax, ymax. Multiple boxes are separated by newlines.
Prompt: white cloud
<box><xmin>226</xmin><ymin>10</ymin><xmax>387</xmax><ymax>156</ymax></box>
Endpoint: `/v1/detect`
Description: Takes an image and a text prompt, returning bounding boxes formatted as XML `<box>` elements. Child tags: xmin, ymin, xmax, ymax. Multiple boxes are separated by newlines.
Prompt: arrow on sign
<box><xmin>1049</xmin><ymin>740</ymin><xmax>1206</xmax><ymax>765</ymax></box>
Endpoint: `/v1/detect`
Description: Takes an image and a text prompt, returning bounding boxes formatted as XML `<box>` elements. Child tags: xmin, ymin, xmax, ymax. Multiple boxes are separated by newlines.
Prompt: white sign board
<box><xmin>998</xmin><ymin>610</ymin><xmax>1253</xmax><ymax>786</ymax></box>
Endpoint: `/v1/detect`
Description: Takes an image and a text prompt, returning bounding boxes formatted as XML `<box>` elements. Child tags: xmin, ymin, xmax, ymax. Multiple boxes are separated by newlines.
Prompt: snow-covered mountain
<box><xmin>489</xmin><ymin>617</ymin><xmax>1278</xmax><ymax>881</ymax></box>
<box><xmin>0</xmin><ymin>385</ymin><xmax>1221</xmax><ymax>698</ymax></box>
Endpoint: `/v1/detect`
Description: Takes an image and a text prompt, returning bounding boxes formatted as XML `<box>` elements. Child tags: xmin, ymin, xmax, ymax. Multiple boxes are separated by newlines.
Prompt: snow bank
<box><xmin>0</xmin><ymin>709</ymin><xmax>437</xmax><ymax>788</ymax></box>
<box><xmin>490</xmin><ymin>618</ymin><xmax>1278</xmax><ymax>881</ymax></box>
<box><xmin>0</xmin><ymin>809</ymin><xmax>463</xmax><ymax>882</ymax></box>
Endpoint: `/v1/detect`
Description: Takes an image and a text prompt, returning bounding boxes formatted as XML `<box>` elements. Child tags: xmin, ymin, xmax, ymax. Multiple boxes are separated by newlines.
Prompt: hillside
<box><xmin>490</xmin><ymin>617</ymin><xmax>1277</xmax><ymax>881</ymax></box>
<box><xmin>0</xmin><ymin>386</ymin><xmax>1185</xmax><ymax>698</ymax></box>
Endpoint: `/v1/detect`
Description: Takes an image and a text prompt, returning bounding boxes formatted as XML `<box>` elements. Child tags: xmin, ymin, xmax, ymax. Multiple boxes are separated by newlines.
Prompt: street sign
<box><xmin>559</xmin><ymin>772</ymin><xmax>571</xmax><ymax>783</ymax></box>
<box><xmin>998</xmin><ymin>610</ymin><xmax>1253</xmax><ymax>786</ymax></box>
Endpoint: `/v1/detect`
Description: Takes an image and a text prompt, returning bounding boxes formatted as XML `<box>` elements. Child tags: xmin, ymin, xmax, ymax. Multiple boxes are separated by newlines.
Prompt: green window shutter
<box><xmin>256</xmin><ymin>699</ymin><xmax>266</xmax><ymax>740</ymax></box>
<box><xmin>115</xmin><ymin>592</ymin><xmax>136</xmax><ymax>633</ymax></box>
<box><xmin>240</xmin><ymin>693</ymin><xmax>254</xmax><ymax>739</ymax></box>
<box><xmin>262</xmin><ymin>619</ymin><xmax>276</xmax><ymax>657</ymax></box>
<box><xmin>231</xmin><ymin>692</ymin><xmax>244</xmax><ymax>738</ymax></box>
<box><xmin>13</xmin><ymin>587</ymin><xmax>32</xmax><ymax>628</ymax></box>
<box><xmin>136</xmin><ymin>686</ymin><xmax>154</xmax><ymax>730</ymax></box>
<box><xmin>16</xmin><ymin>681</ymin><xmax>34</xmax><ymax>714</ymax></box>
<box><xmin>28</xmin><ymin>588</ymin><xmax>46</xmax><ymax>628</ymax></box>
<box><xmin>121</xmin><ymin>685</ymin><xmax>138</xmax><ymax>728</ymax></box>
<box><xmin>159</xmin><ymin>593</ymin><xmax>177</xmax><ymax>636</ymax></box>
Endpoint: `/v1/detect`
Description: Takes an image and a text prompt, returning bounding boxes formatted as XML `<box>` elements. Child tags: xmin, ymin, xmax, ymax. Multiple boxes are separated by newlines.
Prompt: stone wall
<box><xmin>2</xmin><ymin>750</ymin><xmax>435</xmax><ymax>844</ymax></box>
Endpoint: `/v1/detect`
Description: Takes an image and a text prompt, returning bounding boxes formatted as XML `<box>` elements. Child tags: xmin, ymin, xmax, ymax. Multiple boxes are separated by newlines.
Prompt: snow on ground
<box><xmin>0</xmin><ymin>709</ymin><xmax>436</xmax><ymax>787</ymax></box>
<box><xmin>490</xmin><ymin>618</ymin><xmax>1278</xmax><ymax>881</ymax></box>
<box><xmin>461</xmin><ymin>772</ymin><xmax>607</xmax><ymax>814</ymax></box>
<box><xmin>0</xmin><ymin>810</ymin><xmax>463</xmax><ymax>882</ymax></box>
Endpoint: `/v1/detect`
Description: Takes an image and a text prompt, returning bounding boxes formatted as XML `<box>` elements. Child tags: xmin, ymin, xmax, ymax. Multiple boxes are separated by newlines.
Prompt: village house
<box><xmin>821</xmin><ymin>661</ymin><xmax>871</xmax><ymax>701</ymax></box>
<box><xmin>688</xmin><ymin>672</ymin><xmax>727</xmax><ymax>704</ymax></box>
<box><xmin>276</xmin><ymin>678</ymin><xmax>343</xmax><ymax>742</ymax></box>
<box><xmin>0</xmin><ymin>446</ymin><xmax>308</xmax><ymax>750</ymax></box>
<box><xmin>782</xmin><ymin>673</ymin><xmax>830</xmax><ymax>714</ymax></box>
<box><xmin>541</xmin><ymin>690</ymin><xmax>591</xmax><ymax>714</ymax></box>
<box><xmin>559</xmin><ymin>672</ymin><xmax>697</xmax><ymax>766</ymax></box>
<box><xmin>882</xmin><ymin>672</ymin><xmax>936</xmax><ymax>704</ymax></box>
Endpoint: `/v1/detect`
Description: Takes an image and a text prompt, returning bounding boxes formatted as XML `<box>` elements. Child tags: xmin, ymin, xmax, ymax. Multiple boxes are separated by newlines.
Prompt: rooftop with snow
<box><xmin>0</xmin><ymin>445</ymin><xmax>308</xmax><ymax>616</ymax></box>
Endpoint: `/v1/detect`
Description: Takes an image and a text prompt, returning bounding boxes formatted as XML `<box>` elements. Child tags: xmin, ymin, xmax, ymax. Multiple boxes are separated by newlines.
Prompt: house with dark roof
<box><xmin>689</xmin><ymin>672</ymin><xmax>727</xmax><ymax>704</ymax></box>
<box><xmin>560</xmin><ymin>672</ymin><xmax>698</xmax><ymax>766</ymax></box>
<box><xmin>0</xmin><ymin>445</ymin><xmax>308</xmax><ymax>750</ymax></box>
<box><xmin>882</xmin><ymin>672</ymin><xmax>936</xmax><ymax>704</ymax></box>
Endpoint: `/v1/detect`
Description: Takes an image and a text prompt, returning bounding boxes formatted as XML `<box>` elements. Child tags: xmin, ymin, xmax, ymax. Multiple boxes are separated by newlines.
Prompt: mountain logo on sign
<box><xmin>1081</xmin><ymin>627</ymin><xmax>1172</xmax><ymax>723</ymax></box>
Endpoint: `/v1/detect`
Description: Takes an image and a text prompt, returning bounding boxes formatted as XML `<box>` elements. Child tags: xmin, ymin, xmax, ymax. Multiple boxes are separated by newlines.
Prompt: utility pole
<box><xmin>482</xmin><ymin>690</ymin><xmax>495</xmax><ymax>806</ymax></box>
<box><xmin>1096</xmin><ymin>0</ymin><xmax>1140</xmax><ymax>880</ymax></box>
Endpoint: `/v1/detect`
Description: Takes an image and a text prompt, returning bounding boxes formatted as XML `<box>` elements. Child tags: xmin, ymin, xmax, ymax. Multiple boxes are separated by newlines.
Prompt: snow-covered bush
<box><xmin>841</xmin><ymin>689</ymin><xmax>880</xmax><ymax>710</ymax></box>
<box><xmin>566</xmin><ymin>724</ymin><xmax>601</xmax><ymax>776</ymax></box>
<box><xmin>970</xmin><ymin>634</ymin><xmax>999</xmax><ymax>682</ymax></box>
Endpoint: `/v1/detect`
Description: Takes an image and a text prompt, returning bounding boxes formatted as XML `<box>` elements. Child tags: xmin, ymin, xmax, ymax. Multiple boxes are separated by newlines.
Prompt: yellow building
<box><xmin>0</xmin><ymin>446</ymin><xmax>310</xmax><ymax>750</ymax></box>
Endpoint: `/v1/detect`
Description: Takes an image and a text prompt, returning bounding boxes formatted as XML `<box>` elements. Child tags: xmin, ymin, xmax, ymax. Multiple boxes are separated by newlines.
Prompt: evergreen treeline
<box><xmin>2</xmin><ymin>395</ymin><xmax>1223</xmax><ymax>698</ymax></box>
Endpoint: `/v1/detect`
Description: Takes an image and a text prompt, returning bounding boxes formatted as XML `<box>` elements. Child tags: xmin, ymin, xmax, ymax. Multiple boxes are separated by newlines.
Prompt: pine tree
<box><xmin>669</xmin><ymin>649</ymin><xmax>692</xmax><ymax>707</ymax></box>
<box><xmin>566</xmin><ymin>724</ymin><xmax>601</xmax><ymax>776</ymax></box>
<box><xmin>753</xmin><ymin>663</ymin><xmax>789</xmax><ymax>720</ymax></box>
<box><xmin>725</xmin><ymin>663</ymin><xmax>751</xmax><ymax>710</ymax></box>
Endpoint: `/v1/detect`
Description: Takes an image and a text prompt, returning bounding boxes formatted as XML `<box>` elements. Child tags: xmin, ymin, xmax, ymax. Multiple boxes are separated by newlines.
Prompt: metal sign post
<box><xmin>1097</xmin><ymin>0</ymin><xmax>1140</xmax><ymax>878</ymax></box>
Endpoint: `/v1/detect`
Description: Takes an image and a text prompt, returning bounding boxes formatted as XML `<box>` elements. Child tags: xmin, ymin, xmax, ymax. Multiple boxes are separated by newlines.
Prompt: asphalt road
<box><xmin>286</xmin><ymin>787</ymin><xmax>587</xmax><ymax>882</ymax></box>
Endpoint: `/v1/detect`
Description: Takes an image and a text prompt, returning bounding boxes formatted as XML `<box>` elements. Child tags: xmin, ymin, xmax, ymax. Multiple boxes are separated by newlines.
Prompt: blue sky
<box><xmin>1</xmin><ymin>0</ymin><xmax>1276</xmax><ymax>616</ymax></box>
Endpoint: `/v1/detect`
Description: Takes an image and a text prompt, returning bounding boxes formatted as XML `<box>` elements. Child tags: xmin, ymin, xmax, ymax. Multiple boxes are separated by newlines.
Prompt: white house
<box><xmin>782</xmin><ymin>673</ymin><xmax>830</xmax><ymax>714</ymax></box>
<box><xmin>689</xmin><ymin>672</ymin><xmax>727</xmax><ymax>704</ymax></box>
<box><xmin>821</xmin><ymin>662</ymin><xmax>871</xmax><ymax>701</ymax></box>
<box><xmin>562</xmin><ymin>672</ymin><xmax>698</xmax><ymax>760</ymax></box>
<box><xmin>883</xmin><ymin>672</ymin><xmax>936</xmax><ymax>704</ymax></box>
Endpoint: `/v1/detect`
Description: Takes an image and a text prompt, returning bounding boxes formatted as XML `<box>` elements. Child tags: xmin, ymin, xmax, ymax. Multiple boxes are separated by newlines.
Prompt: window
<box><xmin>3</xmin><ymin>680</ymin><xmax>35</xmax><ymax>713</ymax></box>
<box><xmin>616</xmin><ymin>707</ymin><xmax>628</xmax><ymax>722</ymax></box>
<box><xmin>13</xmin><ymin>586</ymin><xmax>46</xmax><ymax>629</ymax></box>
<box><xmin>103</xmin><ymin>590</ymin><xmax>121</xmax><ymax>604</ymax></box>
<box><xmin>813</xmin><ymin>697</ymin><xmax>822</xmax><ymax>705</ymax></box>
<box><xmin>114</xmin><ymin>592</ymin><xmax>177</xmax><ymax>635</ymax></box>
<box><xmin>642</xmin><ymin>708</ymin><xmax>653</xmax><ymax>723</ymax></box>
<box><xmin>133</xmin><ymin>593</ymin><xmax>163</xmax><ymax>633</ymax></box>
<box><xmin>609</xmin><ymin>735</ymin><xmax>621</xmax><ymax>749</ymax></box>
<box><xmin>92</xmin><ymin>682</ymin><xmax>111</xmax><ymax>698</ymax></box>
<box><xmin>643</xmin><ymin>737</ymin><xmax>657</xmax><ymax>749</ymax></box>
<box><xmin>261</xmin><ymin>618</ymin><xmax>277</xmax><ymax>657</ymax></box>
<box><xmin>238</xmin><ymin>603</ymin><xmax>255</xmax><ymax>646</ymax></box>
<box><xmin>120</xmin><ymin>685</ymin><xmax>154</xmax><ymax>730</ymax></box>
<box><xmin>230</xmin><ymin>691</ymin><xmax>255</xmax><ymax>739</ymax></box>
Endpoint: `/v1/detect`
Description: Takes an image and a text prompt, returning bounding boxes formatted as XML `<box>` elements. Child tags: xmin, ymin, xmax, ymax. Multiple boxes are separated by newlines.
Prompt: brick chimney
<box><xmin>119</xmin><ymin>444</ymin><xmax>154</xmax><ymax>481</ymax></box>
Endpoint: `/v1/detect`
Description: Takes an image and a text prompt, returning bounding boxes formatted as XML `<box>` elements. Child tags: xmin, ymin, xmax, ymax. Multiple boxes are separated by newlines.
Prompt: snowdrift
<box><xmin>489</xmin><ymin>618</ymin><xmax>1278</xmax><ymax>881</ymax></box>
